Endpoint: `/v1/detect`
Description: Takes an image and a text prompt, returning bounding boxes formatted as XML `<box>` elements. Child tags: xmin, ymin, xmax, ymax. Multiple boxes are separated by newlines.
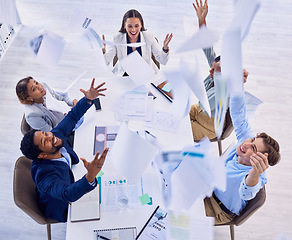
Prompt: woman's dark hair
<box><xmin>16</xmin><ymin>76</ymin><xmax>33</xmax><ymax>105</ymax></box>
<box><xmin>119</xmin><ymin>9</ymin><xmax>146</xmax><ymax>33</ymax></box>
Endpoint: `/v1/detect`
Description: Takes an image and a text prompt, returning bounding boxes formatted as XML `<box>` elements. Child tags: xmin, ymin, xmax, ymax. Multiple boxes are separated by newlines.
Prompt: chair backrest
<box><xmin>211</xmin><ymin>108</ymin><xmax>234</xmax><ymax>142</ymax></box>
<box><xmin>233</xmin><ymin>185</ymin><xmax>266</xmax><ymax>226</ymax></box>
<box><xmin>13</xmin><ymin>156</ymin><xmax>57</xmax><ymax>225</ymax></box>
<box><xmin>21</xmin><ymin>114</ymin><xmax>32</xmax><ymax>135</ymax></box>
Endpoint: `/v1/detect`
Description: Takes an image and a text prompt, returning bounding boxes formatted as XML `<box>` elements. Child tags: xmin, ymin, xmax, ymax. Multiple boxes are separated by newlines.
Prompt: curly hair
<box><xmin>257</xmin><ymin>132</ymin><xmax>280</xmax><ymax>166</ymax></box>
<box><xmin>119</xmin><ymin>9</ymin><xmax>146</xmax><ymax>33</ymax></box>
<box><xmin>20</xmin><ymin>129</ymin><xmax>42</xmax><ymax>161</ymax></box>
<box><xmin>16</xmin><ymin>76</ymin><xmax>33</xmax><ymax>105</ymax></box>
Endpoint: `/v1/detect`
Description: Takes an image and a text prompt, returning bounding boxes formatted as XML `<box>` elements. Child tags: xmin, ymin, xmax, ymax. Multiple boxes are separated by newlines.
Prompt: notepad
<box><xmin>93</xmin><ymin>227</ymin><xmax>137</xmax><ymax>240</ymax></box>
<box><xmin>70</xmin><ymin>186</ymin><xmax>100</xmax><ymax>222</ymax></box>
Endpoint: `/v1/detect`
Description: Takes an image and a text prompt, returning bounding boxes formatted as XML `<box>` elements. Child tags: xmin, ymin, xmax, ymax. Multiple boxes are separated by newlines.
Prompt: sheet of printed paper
<box><xmin>144</xmin><ymin>111</ymin><xmax>180</xmax><ymax>134</ymax></box>
<box><xmin>124</xmin><ymin>91</ymin><xmax>148</xmax><ymax>116</ymax></box>
<box><xmin>110</xmin><ymin>125</ymin><xmax>158</xmax><ymax>182</ymax></box>
<box><xmin>100</xmin><ymin>175</ymin><xmax>143</xmax><ymax>212</ymax></box>
<box><xmin>167</xmin><ymin>212</ymin><xmax>214</xmax><ymax>240</ymax></box>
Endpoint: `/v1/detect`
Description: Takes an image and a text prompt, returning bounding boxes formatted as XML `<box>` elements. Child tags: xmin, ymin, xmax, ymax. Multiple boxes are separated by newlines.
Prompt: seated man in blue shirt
<box><xmin>204</xmin><ymin>61</ymin><xmax>281</xmax><ymax>224</ymax></box>
<box><xmin>20</xmin><ymin>78</ymin><xmax>108</xmax><ymax>222</ymax></box>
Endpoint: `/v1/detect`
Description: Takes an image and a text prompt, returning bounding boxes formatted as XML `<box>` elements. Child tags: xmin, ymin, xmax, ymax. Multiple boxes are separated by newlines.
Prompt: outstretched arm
<box><xmin>193</xmin><ymin>0</ymin><xmax>208</xmax><ymax>28</ymax></box>
<box><xmin>80</xmin><ymin>78</ymin><xmax>106</xmax><ymax>101</ymax></box>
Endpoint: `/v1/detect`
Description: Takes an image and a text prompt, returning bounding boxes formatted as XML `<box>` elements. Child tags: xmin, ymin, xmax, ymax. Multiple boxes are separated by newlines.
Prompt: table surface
<box><xmin>66</xmin><ymin>74</ymin><xmax>206</xmax><ymax>240</ymax></box>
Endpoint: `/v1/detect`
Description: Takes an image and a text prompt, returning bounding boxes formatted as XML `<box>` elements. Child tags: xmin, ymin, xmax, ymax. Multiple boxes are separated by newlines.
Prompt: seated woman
<box><xmin>102</xmin><ymin>9</ymin><xmax>173</xmax><ymax>74</ymax></box>
<box><xmin>16</xmin><ymin>76</ymin><xmax>78</xmax><ymax>132</ymax></box>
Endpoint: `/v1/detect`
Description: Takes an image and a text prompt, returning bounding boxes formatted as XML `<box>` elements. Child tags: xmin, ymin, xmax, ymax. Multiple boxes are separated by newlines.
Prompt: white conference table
<box><xmin>66</xmin><ymin>74</ymin><xmax>206</xmax><ymax>240</ymax></box>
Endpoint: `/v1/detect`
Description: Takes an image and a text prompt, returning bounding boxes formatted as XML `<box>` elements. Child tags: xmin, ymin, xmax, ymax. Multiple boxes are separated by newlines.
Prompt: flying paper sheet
<box><xmin>169</xmin><ymin>139</ymin><xmax>225</xmax><ymax>212</ymax></box>
<box><xmin>183</xmin><ymin>16</ymin><xmax>197</xmax><ymax>38</ymax></box>
<box><xmin>119</xmin><ymin>51</ymin><xmax>155</xmax><ymax>85</ymax></box>
<box><xmin>221</xmin><ymin>28</ymin><xmax>243</xmax><ymax>95</ymax></box>
<box><xmin>180</xmin><ymin>59</ymin><xmax>211</xmax><ymax>117</ymax></box>
<box><xmin>175</xmin><ymin>25</ymin><xmax>218</xmax><ymax>53</ymax></box>
<box><xmin>45</xmin><ymin>90</ymin><xmax>71</xmax><ymax>114</ymax></box>
<box><xmin>214</xmin><ymin>72</ymin><xmax>229</xmax><ymax>140</ymax></box>
<box><xmin>63</xmin><ymin>71</ymin><xmax>87</xmax><ymax>93</ymax></box>
<box><xmin>30</xmin><ymin>31</ymin><xmax>66</xmax><ymax>70</ymax></box>
<box><xmin>228</xmin><ymin>0</ymin><xmax>261</xmax><ymax>40</ymax></box>
<box><xmin>164</xmin><ymin>71</ymin><xmax>191</xmax><ymax>120</ymax></box>
<box><xmin>0</xmin><ymin>0</ymin><xmax>20</xmax><ymax>26</ymax></box>
<box><xmin>83</xmin><ymin>27</ymin><xmax>103</xmax><ymax>49</ymax></box>
<box><xmin>67</xmin><ymin>9</ymin><xmax>99</xmax><ymax>32</ymax></box>
<box><xmin>110</xmin><ymin>125</ymin><xmax>158</xmax><ymax>183</ymax></box>
<box><xmin>244</xmin><ymin>90</ymin><xmax>263</xmax><ymax>120</ymax></box>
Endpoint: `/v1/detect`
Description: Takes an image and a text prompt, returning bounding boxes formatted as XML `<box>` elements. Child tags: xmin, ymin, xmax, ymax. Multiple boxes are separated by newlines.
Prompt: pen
<box><xmin>145</xmin><ymin>130</ymin><xmax>156</xmax><ymax>139</ymax></box>
<box><xmin>98</xmin><ymin>176</ymin><xmax>101</xmax><ymax>204</ymax></box>
<box><xmin>98</xmin><ymin>235</ymin><xmax>110</xmax><ymax>240</ymax></box>
<box><xmin>182</xmin><ymin>151</ymin><xmax>205</xmax><ymax>158</ymax></box>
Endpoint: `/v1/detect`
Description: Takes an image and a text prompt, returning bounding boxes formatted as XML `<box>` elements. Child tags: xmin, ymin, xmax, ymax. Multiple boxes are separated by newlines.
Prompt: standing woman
<box><xmin>102</xmin><ymin>9</ymin><xmax>173</xmax><ymax>73</ymax></box>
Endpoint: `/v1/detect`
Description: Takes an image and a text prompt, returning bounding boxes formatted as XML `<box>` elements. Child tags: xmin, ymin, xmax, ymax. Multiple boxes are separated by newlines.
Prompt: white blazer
<box><xmin>103</xmin><ymin>31</ymin><xmax>169</xmax><ymax>73</ymax></box>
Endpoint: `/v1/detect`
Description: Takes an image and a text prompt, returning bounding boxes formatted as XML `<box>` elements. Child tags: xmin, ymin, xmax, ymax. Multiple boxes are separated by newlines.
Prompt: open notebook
<box><xmin>70</xmin><ymin>185</ymin><xmax>100</xmax><ymax>222</ymax></box>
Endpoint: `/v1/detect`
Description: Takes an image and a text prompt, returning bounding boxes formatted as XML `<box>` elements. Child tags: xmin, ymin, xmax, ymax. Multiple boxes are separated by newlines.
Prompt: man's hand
<box><xmin>246</xmin><ymin>152</ymin><xmax>269</xmax><ymax>186</ymax></box>
<box><xmin>193</xmin><ymin>0</ymin><xmax>208</xmax><ymax>28</ymax></box>
<box><xmin>80</xmin><ymin>148</ymin><xmax>109</xmax><ymax>183</ymax></box>
<box><xmin>80</xmin><ymin>78</ymin><xmax>107</xmax><ymax>101</ymax></box>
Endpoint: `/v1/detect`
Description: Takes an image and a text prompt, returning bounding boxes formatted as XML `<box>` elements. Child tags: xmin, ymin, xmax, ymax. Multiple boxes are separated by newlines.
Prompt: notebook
<box><xmin>70</xmin><ymin>186</ymin><xmax>100</xmax><ymax>222</ymax></box>
<box><xmin>93</xmin><ymin>227</ymin><xmax>137</xmax><ymax>240</ymax></box>
<box><xmin>93</xmin><ymin>126</ymin><xmax>119</xmax><ymax>155</ymax></box>
<box><xmin>136</xmin><ymin>206</ymin><xmax>167</xmax><ymax>239</ymax></box>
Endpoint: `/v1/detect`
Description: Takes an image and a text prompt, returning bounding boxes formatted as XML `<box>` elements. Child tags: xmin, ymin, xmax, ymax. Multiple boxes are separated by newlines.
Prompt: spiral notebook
<box><xmin>93</xmin><ymin>227</ymin><xmax>137</xmax><ymax>240</ymax></box>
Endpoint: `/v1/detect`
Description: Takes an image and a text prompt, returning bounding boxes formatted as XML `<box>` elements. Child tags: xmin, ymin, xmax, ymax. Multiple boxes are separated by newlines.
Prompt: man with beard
<box><xmin>19</xmin><ymin>78</ymin><xmax>108</xmax><ymax>222</ymax></box>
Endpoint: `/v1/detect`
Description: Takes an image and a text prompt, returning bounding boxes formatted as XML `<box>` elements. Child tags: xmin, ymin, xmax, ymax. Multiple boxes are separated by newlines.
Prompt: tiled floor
<box><xmin>0</xmin><ymin>0</ymin><xmax>291</xmax><ymax>239</ymax></box>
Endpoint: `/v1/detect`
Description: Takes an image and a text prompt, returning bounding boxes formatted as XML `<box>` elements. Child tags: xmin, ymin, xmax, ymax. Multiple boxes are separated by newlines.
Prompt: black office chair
<box><xmin>13</xmin><ymin>156</ymin><xmax>59</xmax><ymax>240</ymax></box>
<box><xmin>210</xmin><ymin>109</ymin><xmax>234</xmax><ymax>156</ymax></box>
<box><xmin>215</xmin><ymin>185</ymin><xmax>266</xmax><ymax>240</ymax></box>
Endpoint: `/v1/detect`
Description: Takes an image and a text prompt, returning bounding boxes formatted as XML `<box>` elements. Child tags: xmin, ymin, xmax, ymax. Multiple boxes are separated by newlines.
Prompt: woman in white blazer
<box><xmin>16</xmin><ymin>76</ymin><xmax>78</xmax><ymax>132</ymax></box>
<box><xmin>102</xmin><ymin>9</ymin><xmax>173</xmax><ymax>74</ymax></box>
